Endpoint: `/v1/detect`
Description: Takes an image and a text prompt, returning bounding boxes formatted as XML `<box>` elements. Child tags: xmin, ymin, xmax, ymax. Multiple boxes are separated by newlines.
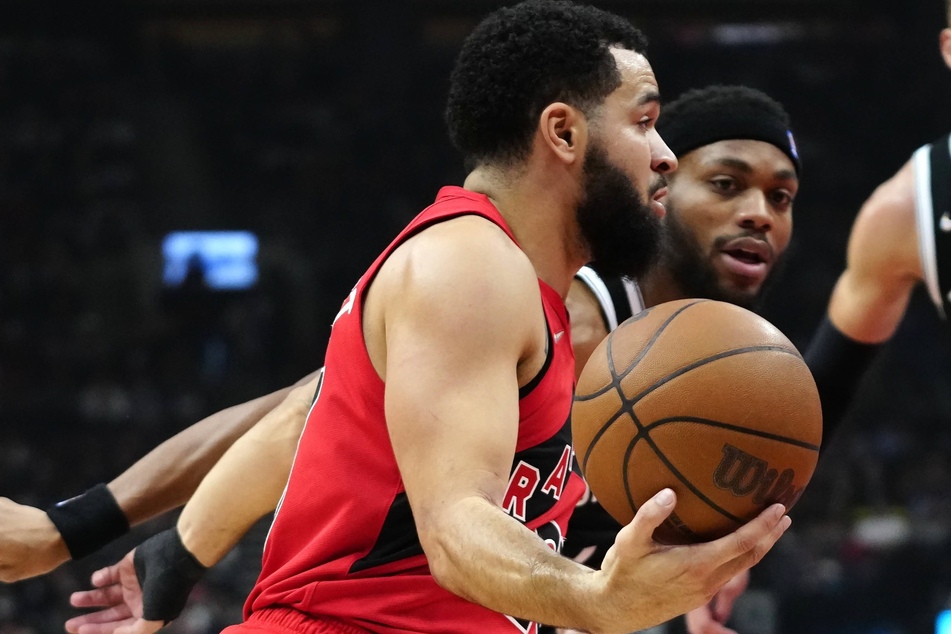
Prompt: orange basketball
<box><xmin>572</xmin><ymin>298</ymin><xmax>822</xmax><ymax>545</ymax></box>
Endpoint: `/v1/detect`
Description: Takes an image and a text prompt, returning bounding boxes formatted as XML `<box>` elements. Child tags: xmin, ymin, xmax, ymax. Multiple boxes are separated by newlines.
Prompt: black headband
<box><xmin>659</xmin><ymin>102</ymin><xmax>801</xmax><ymax>175</ymax></box>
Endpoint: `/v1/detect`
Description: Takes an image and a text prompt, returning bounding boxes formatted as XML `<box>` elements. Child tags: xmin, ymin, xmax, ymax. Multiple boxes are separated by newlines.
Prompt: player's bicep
<box><xmin>381</xmin><ymin>252</ymin><xmax>535</xmax><ymax>541</ymax></box>
<box><xmin>829</xmin><ymin>172</ymin><xmax>919</xmax><ymax>342</ymax></box>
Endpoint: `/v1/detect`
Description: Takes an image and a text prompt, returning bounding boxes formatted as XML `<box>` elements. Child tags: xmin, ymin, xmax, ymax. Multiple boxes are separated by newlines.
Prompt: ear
<box><xmin>538</xmin><ymin>102</ymin><xmax>588</xmax><ymax>166</ymax></box>
<box><xmin>941</xmin><ymin>28</ymin><xmax>951</xmax><ymax>70</ymax></box>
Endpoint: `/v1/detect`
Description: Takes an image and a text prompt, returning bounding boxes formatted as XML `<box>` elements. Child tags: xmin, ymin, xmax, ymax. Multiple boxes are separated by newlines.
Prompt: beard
<box><xmin>660</xmin><ymin>201</ymin><xmax>786</xmax><ymax>311</ymax></box>
<box><xmin>575</xmin><ymin>144</ymin><xmax>663</xmax><ymax>280</ymax></box>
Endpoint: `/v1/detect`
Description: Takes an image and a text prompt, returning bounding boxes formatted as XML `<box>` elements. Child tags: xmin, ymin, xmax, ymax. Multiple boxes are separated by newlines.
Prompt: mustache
<box><xmin>712</xmin><ymin>231</ymin><xmax>776</xmax><ymax>260</ymax></box>
<box><xmin>649</xmin><ymin>176</ymin><xmax>668</xmax><ymax>198</ymax></box>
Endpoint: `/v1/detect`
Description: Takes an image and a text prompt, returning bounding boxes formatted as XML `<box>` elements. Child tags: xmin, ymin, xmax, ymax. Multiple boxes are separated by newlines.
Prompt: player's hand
<box><xmin>0</xmin><ymin>497</ymin><xmax>71</xmax><ymax>582</ymax></box>
<box><xmin>684</xmin><ymin>569</ymin><xmax>750</xmax><ymax>634</ymax></box>
<box><xmin>591</xmin><ymin>488</ymin><xmax>789</xmax><ymax>634</ymax></box>
<box><xmin>65</xmin><ymin>550</ymin><xmax>163</xmax><ymax>634</ymax></box>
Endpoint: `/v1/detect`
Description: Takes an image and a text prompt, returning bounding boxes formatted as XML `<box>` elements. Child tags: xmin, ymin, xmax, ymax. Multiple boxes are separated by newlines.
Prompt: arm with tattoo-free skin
<box><xmin>65</xmin><ymin>374</ymin><xmax>320</xmax><ymax>634</ymax></box>
<box><xmin>0</xmin><ymin>371</ymin><xmax>318</xmax><ymax>583</ymax></box>
<box><xmin>826</xmin><ymin>160</ymin><xmax>922</xmax><ymax>344</ymax></box>
<box><xmin>65</xmin><ymin>218</ymin><xmax>790</xmax><ymax>634</ymax></box>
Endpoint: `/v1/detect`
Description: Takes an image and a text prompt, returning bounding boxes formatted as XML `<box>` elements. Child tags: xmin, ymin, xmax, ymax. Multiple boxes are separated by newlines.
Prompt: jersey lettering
<box><xmin>541</xmin><ymin>445</ymin><xmax>573</xmax><ymax>499</ymax></box>
<box><xmin>503</xmin><ymin>461</ymin><xmax>541</xmax><ymax>521</ymax></box>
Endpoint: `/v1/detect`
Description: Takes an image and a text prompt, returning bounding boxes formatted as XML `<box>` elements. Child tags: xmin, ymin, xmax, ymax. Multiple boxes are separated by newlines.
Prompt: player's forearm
<box><xmin>177</xmin><ymin>375</ymin><xmax>318</xmax><ymax>567</ymax></box>
<box><xmin>109</xmin><ymin>370</ymin><xmax>319</xmax><ymax>526</ymax></box>
<box><xmin>424</xmin><ymin>496</ymin><xmax>604</xmax><ymax>632</ymax></box>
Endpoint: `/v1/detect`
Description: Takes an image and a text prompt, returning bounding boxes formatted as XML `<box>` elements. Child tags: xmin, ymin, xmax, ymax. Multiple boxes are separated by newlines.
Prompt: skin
<box><xmin>824</xmin><ymin>21</ymin><xmax>951</xmax><ymax>343</ymax></box>
<box><xmin>565</xmin><ymin>138</ymin><xmax>798</xmax><ymax>634</ymax></box>
<box><xmin>0</xmin><ymin>371</ymin><xmax>318</xmax><ymax>584</ymax></box>
<box><xmin>64</xmin><ymin>50</ymin><xmax>790</xmax><ymax>634</ymax></box>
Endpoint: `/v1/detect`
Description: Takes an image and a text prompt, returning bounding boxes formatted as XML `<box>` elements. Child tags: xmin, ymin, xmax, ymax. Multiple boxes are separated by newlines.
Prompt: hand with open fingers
<box><xmin>0</xmin><ymin>497</ymin><xmax>71</xmax><ymax>582</ymax></box>
<box><xmin>684</xmin><ymin>569</ymin><xmax>750</xmax><ymax>634</ymax></box>
<box><xmin>65</xmin><ymin>550</ymin><xmax>164</xmax><ymax>634</ymax></box>
<box><xmin>590</xmin><ymin>488</ymin><xmax>789</xmax><ymax>634</ymax></box>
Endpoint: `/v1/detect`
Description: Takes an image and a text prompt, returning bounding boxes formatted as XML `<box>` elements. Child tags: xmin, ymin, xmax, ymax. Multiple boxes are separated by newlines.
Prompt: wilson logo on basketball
<box><xmin>713</xmin><ymin>444</ymin><xmax>803</xmax><ymax>507</ymax></box>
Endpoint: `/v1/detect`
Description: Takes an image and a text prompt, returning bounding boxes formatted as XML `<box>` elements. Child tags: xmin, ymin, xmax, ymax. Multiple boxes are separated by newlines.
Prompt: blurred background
<box><xmin>1</xmin><ymin>0</ymin><xmax>950</xmax><ymax>632</ymax></box>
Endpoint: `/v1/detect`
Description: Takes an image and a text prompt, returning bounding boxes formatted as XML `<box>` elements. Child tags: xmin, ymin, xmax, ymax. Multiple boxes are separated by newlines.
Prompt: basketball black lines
<box><xmin>576</xmin><ymin>300</ymin><xmax>814</xmax><ymax>525</ymax></box>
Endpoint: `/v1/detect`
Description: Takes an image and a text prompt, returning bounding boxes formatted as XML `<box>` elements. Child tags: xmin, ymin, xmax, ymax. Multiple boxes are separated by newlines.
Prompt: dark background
<box><xmin>1</xmin><ymin>0</ymin><xmax>950</xmax><ymax>632</ymax></box>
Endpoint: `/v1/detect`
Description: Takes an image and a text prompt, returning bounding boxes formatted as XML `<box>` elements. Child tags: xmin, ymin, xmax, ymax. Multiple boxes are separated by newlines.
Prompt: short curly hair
<box><xmin>445</xmin><ymin>0</ymin><xmax>648</xmax><ymax>169</ymax></box>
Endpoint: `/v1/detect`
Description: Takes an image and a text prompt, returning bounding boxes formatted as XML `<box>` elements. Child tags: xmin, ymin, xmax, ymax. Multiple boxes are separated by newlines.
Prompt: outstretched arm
<box><xmin>805</xmin><ymin>160</ymin><xmax>921</xmax><ymax>443</ymax></box>
<box><xmin>65</xmin><ymin>373</ymin><xmax>320</xmax><ymax>634</ymax></box>
<box><xmin>0</xmin><ymin>370</ymin><xmax>318</xmax><ymax>583</ymax></box>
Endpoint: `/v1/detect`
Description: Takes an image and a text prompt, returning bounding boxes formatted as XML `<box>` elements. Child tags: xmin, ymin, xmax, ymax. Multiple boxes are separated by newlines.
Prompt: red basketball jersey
<box><xmin>244</xmin><ymin>187</ymin><xmax>585</xmax><ymax>633</ymax></box>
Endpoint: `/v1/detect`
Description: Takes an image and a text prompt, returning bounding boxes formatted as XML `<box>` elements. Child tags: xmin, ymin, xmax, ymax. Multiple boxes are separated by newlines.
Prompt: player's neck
<box><xmin>638</xmin><ymin>267</ymin><xmax>688</xmax><ymax>309</ymax></box>
<box><xmin>464</xmin><ymin>168</ymin><xmax>586</xmax><ymax>298</ymax></box>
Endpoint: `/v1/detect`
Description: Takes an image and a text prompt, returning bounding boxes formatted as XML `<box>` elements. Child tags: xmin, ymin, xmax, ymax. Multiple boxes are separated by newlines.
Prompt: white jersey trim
<box><xmin>912</xmin><ymin>143</ymin><xmax>947</xmax><ymax>319</ymax></box>
<box><xmin>575</xmin><ymin>266</ymin><xmax>620</xmax><ymax>331</ymax></box>
<box><xmin>574</xmin><ymin>266</ymin><xmax>645</xmax><ymax>328</ymax></box>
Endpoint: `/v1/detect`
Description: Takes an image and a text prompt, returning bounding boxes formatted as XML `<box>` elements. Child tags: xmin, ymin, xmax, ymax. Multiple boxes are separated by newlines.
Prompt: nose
<box><xmin>736</xmin><ymin>191</ymin><xmax>772</xmax><ymax>232</ymax></box>
<box><xmin>650</xmin><ymin>130</ymin><xmax>678</xmax><ymax>175</ymax></box>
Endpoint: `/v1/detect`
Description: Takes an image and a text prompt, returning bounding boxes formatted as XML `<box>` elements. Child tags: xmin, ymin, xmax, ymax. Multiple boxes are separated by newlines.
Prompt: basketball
<box><xmin>572</xmin><ymin>298</ymin><xmax>822</xmax><ymax>545</ymax></box>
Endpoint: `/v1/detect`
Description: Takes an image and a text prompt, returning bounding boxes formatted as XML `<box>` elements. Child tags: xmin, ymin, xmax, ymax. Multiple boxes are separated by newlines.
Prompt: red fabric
<box><xmin>244</xmin><ymin>186</ymin><xmax>584</xmax><ymax>633</ymax></box>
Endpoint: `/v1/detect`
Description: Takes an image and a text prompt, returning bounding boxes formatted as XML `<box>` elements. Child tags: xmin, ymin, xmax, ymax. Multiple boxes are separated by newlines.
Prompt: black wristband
<box><xmin>134</xmin><ymin>528</ymin><xmax>208</xmax><ymax>624</ymax></box>
<box><xmin>803</xmin><ymin>315</ymin><xmax>882</xmax><ymax>449</ymax></box>
<box><xmin>46</xmin><ymin>483</ymin><xmax>131</xmax><ymax>560</ymax></box>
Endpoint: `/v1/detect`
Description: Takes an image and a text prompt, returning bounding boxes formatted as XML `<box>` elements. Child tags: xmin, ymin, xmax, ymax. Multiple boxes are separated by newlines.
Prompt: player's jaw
<box><xmin>662</xmin><ymin>204</ymin><xmax>782</xmax><ymax>310</ymax></box>
<box><xmin>575</xmin><ymin>143</ymin><xmax>663</xmax><ymax>279</ymax></box>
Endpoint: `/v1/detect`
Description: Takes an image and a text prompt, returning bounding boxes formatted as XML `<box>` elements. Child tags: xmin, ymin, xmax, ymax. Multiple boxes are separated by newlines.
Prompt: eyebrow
<box><xmin>711</xmin><ymin>158</ymin><xmax>799</xmax><ymax>182</ymax></box>
<box><xmin>637</xmin><ymin>90</ymin><xmax>661</xmax><ymax>106</ymax></box>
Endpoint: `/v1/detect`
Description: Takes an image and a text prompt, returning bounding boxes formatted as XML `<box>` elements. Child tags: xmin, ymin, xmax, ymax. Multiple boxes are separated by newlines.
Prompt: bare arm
<box><xmin>377</xmin><ymin>220</ymin><xmax>789</xmax><ymax>633</ymax></box>
<box><xmin>109</xmin><ymin>370</ymin><xmax>319</xmax><ymax>526</ymax></box>
<box><xmin>0</xmin><ymin>371</ymin><xmax>318</xmax><ymax>582</ymax></box>
<box><xmin>178</xmin><ymin>372</ymin><xmax>320</xmax><ymax>566</ymax></box>
<box><xmin>64</xmin><ymin>374</ymin><xmax>321</xmax><ymax>634</ymax></box>
<box><xmin>828</xmin><ymin>160</ymin><xmax>922</xmax><ymax>343</ymax></box>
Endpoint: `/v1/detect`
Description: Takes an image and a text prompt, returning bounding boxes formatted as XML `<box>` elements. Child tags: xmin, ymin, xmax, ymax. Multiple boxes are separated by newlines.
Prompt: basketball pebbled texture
<box><xmin>572</xmin><ymin>298</ymin><xmax>822</xmax><ymax>544</ymax></box>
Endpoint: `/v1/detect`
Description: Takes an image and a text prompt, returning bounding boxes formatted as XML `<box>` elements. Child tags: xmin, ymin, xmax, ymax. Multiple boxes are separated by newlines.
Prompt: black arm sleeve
<box><xmin>803</xmin><ymin>315</ymin><xmax>882</xmax><ymax>450</ymax></box>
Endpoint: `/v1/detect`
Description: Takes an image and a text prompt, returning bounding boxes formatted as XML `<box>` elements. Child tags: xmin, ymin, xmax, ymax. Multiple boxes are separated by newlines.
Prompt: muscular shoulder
<box><xmin>847</xmin><ymin>159</ymin><xmax>922</xmax><ymax>282</ymax></box>
<box><xmin>370</xmin><ymin>215</ymin><xmax>543</xmax><ymax>361</ymax></box>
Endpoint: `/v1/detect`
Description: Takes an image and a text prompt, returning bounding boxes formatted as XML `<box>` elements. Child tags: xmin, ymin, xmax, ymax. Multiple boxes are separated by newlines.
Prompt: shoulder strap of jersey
<box><xmin>913</xmin><ymin>133</ymin><xmax>951</xmax><ymax>319</ymax></box>
<box><xmin>574</xmin><ymin>266</ymin><xmax>645</xmax><ymax>330</ymax></box>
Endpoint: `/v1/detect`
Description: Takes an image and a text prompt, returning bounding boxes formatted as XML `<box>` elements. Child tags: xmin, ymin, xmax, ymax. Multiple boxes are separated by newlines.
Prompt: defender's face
<box><xmin>662</xmin><ymin>139</ymin><xmax>798</xmax><ymax>301</ymax></box>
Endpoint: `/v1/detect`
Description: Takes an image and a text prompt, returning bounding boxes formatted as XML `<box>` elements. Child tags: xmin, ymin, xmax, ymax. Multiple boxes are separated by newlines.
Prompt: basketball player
<box><xmin>560</xmin><ymin>84</ymin><xmax>800</xmax><ymax>634</ymax></box>
<box><xmin>54</xmin><ymin>84</ymin><xmax>798</xmax><ymax>634</ymax></box>
<box><xmin>803</xmin><ymin>0</ymin><xmax>951</xmax><ymax>441</ymax></box>
<box><xmin>49</xmin><ymin>2</ymin><xmax>794</xmax><ymax>633</ymax></box>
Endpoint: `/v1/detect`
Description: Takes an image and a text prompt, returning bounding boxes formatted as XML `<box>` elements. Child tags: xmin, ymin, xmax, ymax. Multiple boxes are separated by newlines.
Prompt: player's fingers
<box><xmin>69</xmin><ymin>584</ymin><xmax>124</xmax><ymax>608</ymax></box>
<box><xmin>125</xmin><ymin>620</ymin><xmax>165</xmax><ymax>634</ymax></box>
<box><xmin>702</xmin><ymin>504</ymin><xmax>787</xmax><ymax>566</ymax></box>
<box><xmin>619</xmin><ymin>488</ymin><xmax>676</xmax><ymax>549</ymax></box>
<box><xmin>90</xmin><ymin>565</ymin><xmax>121</xmax><ymax>588</ymax></box>
<box><xmin>74</xmin><ymin>620</ymin><xmax>137</xmax><ymax>634</ymax></box>
<box><xmin>712</xmin><ymin>590</ymin><xmax>739</xmax><ymax>623</ymax></box>
<box><xmin>65</xmin><ymin>608</ymin><xmax>134</xmax><ymax>634</ymax></box>
<box><xmin>711</xmin><ymin>512</ymin><xmax>791</xmax><ymax>585</ymax></box>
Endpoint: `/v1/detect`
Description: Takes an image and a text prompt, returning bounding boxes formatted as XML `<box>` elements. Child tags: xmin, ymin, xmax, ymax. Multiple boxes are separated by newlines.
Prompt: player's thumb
<box><xmin>622</xmin><ymin>488</ymin><xmax>676</xmax><ymax>548</ymax></box>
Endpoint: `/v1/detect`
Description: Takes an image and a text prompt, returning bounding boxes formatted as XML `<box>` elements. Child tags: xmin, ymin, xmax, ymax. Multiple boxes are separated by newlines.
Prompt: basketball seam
<box><xmin>578</xmin><ymin>344</ymin><xmax>802</xmax><ymax>472</ymax></box>
<box><xmin>644</xmin><ymin>416</ymin><xmax>821</xmax><ymax>452</ymax></box>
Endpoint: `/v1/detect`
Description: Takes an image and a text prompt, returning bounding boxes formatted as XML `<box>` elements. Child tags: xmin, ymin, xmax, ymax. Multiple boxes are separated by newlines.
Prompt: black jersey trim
<box><xmin>602</xmin><ymin>276</ymin><xmax>635</xmax><ymax>324</ymax></box>
<box><xmin>931</xmin><ymin>133</ymin><xmax>951</xmax><ymax>315</ymax></box>
<box><xmin>518</xmin><ymin>324</ymin><xmax>554</xmax><ymax>400</ymax></box>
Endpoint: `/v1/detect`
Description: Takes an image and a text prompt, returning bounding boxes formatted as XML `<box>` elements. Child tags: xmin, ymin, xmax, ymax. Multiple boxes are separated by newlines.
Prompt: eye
<box><xmin>637</xmin><ymin>116</ymin><xmax>655</xmax><ymax>130</ymax></box>
<box><xmin>769</xmin><ymin>189</ymin><xmax>795</xmax><ymax>210</ymax></box>
<box><xmin>710</xmin><ymin>176</ymin><xmax>738</xmax><ymax>193</ymax></box>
